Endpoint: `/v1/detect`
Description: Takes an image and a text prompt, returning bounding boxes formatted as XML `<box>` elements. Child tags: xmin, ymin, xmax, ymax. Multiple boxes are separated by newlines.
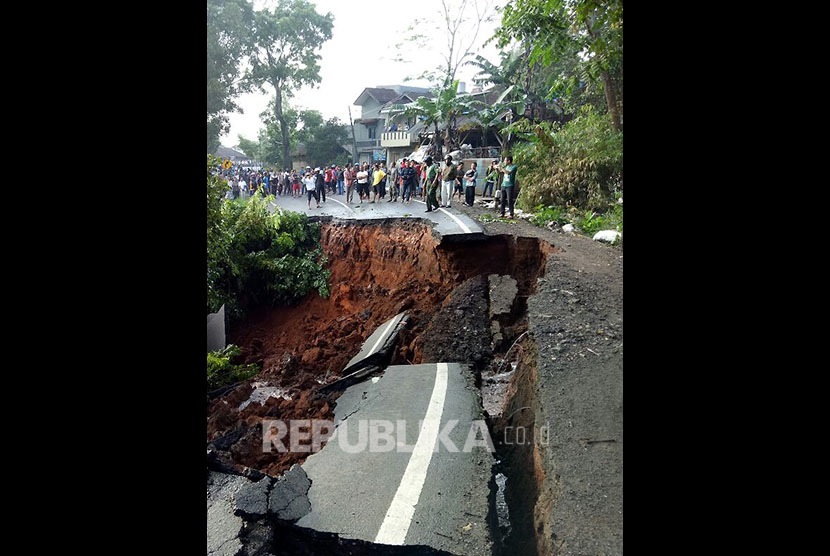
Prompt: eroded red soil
<box><xmin>207</xmin><ymin>219</ymin><xmax>551</xmax><ymax>476</ymax></box>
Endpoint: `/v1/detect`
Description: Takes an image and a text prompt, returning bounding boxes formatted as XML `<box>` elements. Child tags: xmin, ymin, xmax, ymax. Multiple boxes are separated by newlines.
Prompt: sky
<box><xmin>219</xmin><ymin>0</ymin><xmax>504</xmax><ymax>148</ymax></box>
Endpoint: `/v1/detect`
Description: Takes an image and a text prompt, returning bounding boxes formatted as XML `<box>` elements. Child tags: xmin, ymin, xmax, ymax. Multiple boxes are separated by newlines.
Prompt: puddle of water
<box><xmin>239</xmin><ymin>381</ymin><xmax>292</xmax><ymax>411</ymax></box>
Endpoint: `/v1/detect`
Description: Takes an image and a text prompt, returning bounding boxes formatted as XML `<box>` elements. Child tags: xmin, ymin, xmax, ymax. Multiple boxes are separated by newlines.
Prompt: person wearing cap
<box><xmin>424</xmin><ymin>156</ymin><xmax>440</xmax><ymax>212</ymax></box>
<box><xmin>303</xmin><ymin>169</ymin><xmax>318</xmax><ymax>209</ymax></box>
<box><xmin>440</xmin><ymin>155</ymin><xmax>457</xmax><ymax>207</ymax></box>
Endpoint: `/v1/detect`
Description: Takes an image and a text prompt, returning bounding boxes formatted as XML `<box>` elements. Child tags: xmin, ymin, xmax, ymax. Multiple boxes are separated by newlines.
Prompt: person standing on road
<box><xmin>453</xmin><ymin>161</ymin><xmax>465</xmax><ymax>204</ymax></box>
<box><xmin>378</xmin><ymin>162</ymin><xmax>388</xmax><ymax>201</ymax></box>
<box><xmin>497</xmin><ymin>155</ymin><xmax>518</xmax><ymax>219</ymax></box>
<box><xmin>387</xmin><ymin>161</ymin><xmax>399</xmax><ymax>202</ymax></box>
<box><xmin>371</xmin><ymin>162</ymin><xmax>386</xmax><ymax>203</ymax></box>
<box><xmin>303</xmin><ymin>170</ymin><xmax>319</xmax><ymax>209</ymax></box>
<box><xmin>355</xmin><ymin>163</ymin><xmax>370</xmax><ymax>204</ymax></box>
<box><xmin>397</xmin><ymin>159</ymin><xmax>408</xmax><ymax>202</ymax></box>
<box><xmin>440</xmin><ymin>155</ymin><xmax>457</xmax><ymax>207</ymax></box>
<box><xmin>324</xmin><ymin>165</ymin><xmax>334</xmax><ymax>194</ymax></box>
<box><xmin>424</xmin><ymin>156</ymin><xmax>440</xmax><ymax>212</ymax></box>
<box><xmin>344</xmin><ymin>163</ymin><xmax>355</xmax><ymax>203</ymax></box>
<box><xmin>483</xmin><ymin>160</ymin><xmax>497</xmax><ymax>198</ymax></box>
<box><xmin>336</xmin><ymin>165</ymin><xmax>345</xmax><ymax>195</ymax></box>
<box><xmin>463</xmin><ymin>161</ymin><xmax>477</xmax><ymax>206</ymax></box>
<box><xmin>399</xmin><ymin>159</ymin><xmax>417</xmax><ymax>204</ymax></box>
<box><xmin>315</xmin><ymin>168</ymin><xmax>327</xmax><ymax>203</ymax></box>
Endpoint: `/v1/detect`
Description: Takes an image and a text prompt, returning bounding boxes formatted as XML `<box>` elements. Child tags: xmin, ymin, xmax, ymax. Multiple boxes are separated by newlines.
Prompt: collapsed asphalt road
<box><xmin>209</xmin><ymin>311</ymin><xmax>495</xmax><ymax>555</ymax></box>
<box><xmin>297</xmin><ymin>362</ymin><xmax>493</xmax><ymax>555</ymax></box>
<box><xmin>207</xmin><ymin>211</ymin><xmax>623</xmax><ymax>555</ymax></box>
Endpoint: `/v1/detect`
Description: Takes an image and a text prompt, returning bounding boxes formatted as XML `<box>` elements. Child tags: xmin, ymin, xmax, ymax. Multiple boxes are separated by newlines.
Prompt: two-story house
<box><xmin>351</xmin><ymin>85</ymin><xmax>431</xmax><ymax>166</ymax></box>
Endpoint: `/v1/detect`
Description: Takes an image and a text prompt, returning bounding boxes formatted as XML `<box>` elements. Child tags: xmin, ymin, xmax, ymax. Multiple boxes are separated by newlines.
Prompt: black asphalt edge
<box><xmin>318</xmin><ymin>313</ymin><xmax>409</xmax><ymax>394</ymax></box>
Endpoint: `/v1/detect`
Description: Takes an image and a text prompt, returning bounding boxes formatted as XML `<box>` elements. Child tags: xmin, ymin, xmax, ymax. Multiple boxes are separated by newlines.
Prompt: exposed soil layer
<box><xmin>207</xmin><ymin>219</ymin><xmax>553</xmax><ymax>477</ymax></box>
<box><xmin>207</xmin><ymin>205</ymin><xmax>622</xmax><ymax>555</ymax></box>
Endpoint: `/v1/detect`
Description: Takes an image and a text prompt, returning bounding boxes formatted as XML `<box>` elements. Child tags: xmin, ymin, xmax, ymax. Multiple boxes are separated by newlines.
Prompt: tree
<box><xmin>495</xmin><ymin>0</ymin><xmax>623</xmax><ymax>131</ymax></box>
<box><xmin>256</xmin><ymin>103</ymin><xmax>303</xmax><ymax>167</ymax></box>
<box><xmin>393</xmin><ymin>0</ymin><xmax>497</xmax><ymax>88</ymax></box>
<box><xmin>237</xmin><ymin>136</ymin><xmax>260</xmax><ymax>160</ymax></box>
<box><xmin>305</xmin><ymin>117</ymin><xmax>350</xmax><ymax>168</ymax></box>
<box><xmin>467</xmin><ymin>46</ymin><xmax>567</xmax><ymax>124</ymax></box>
<box><xmin>245</xmin><ymin>0</ymin><xmax>333</xmax><ymax>169</ymax></box>
<box><xmin>293</xmin><ymin>110</ymin><xmax>324</xmax><ymax>147</ymax></box>
<box><xmin>391</xmin><ymin>80</ymin><xmax>476</xmax><ymax>157</ymax></box>
<box><xmin>207</xmin><ymin>0</ymin><xmax>254</xmax><ymax>153</ymax></box>
<box><xmin>436</xmin><ymin>0</ymin><xmax>497</xmax><ymax>88</ymax></box>
<box><xmin>466</xmin><ymin>85</ymin><xmax>523</xmax><ymax>152</ymax></box>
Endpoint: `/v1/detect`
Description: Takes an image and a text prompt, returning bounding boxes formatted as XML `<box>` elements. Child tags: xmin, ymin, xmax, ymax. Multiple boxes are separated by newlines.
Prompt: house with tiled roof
<box><xmin>351</xmin><ymin>85</ymin><xmax>431</xmax><ymax>166</ymax></box>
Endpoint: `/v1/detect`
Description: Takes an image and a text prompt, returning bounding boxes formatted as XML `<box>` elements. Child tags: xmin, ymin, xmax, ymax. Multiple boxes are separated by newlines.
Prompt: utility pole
<box><xmin>348</xmin><ymin>106</ymin><xmax>358</xmax><ymax>163</ymax></box>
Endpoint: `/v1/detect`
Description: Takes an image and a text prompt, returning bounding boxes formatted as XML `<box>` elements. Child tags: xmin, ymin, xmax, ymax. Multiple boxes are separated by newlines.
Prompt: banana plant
<box><xmin>387</xmin><ymin>80</ymin><xmax>478</xmax><ymax>158</ymax></box>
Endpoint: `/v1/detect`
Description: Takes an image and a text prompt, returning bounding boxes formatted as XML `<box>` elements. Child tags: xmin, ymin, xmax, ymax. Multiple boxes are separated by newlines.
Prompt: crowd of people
<box><xmin>217</xmin><ymin>155</ymin><xmax>519</xmax><ymax>218</ymax></box>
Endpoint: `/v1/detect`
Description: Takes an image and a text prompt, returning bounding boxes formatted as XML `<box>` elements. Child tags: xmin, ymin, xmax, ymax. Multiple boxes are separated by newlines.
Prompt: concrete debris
<box><xmin>592</xmin><ymin>230</ymin><xmax>621</xmax><ymax>244</ymax></box>
<box><xmin>268</xmin><ymin>464</ymin><xmax>312</xmax><ymax>522</ymax></box>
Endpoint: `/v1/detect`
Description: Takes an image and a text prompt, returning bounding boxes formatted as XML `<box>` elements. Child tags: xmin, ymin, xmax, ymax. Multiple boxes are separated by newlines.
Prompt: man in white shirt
<box><xmin>303</xmin><ymin>171</ymin><xmax>318</xmax><ymax>209</ymax></box>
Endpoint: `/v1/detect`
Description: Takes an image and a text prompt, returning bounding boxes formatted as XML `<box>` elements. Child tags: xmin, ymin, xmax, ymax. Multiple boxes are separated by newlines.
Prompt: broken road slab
<box><xmin>296</xmin><ymin>362</ymin><xmax>494</xmax><ymax>556</ymax></box>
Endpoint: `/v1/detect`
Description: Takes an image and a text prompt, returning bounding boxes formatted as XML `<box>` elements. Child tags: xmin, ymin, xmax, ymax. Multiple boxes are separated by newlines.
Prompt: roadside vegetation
<box><xmin>207</xmin><ymin>155</ymin><xmax>330</xmax><ymax>322</ymax></box>
<box><xmin>207</xmin><ymin>344</ymin><xmax>260</xmax><ymax>390</ymax></box>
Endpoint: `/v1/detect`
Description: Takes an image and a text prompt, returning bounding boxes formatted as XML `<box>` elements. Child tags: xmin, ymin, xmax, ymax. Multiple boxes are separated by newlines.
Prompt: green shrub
<box><xmin>207</xmin><ymin>156</ymin><xmax>331</xmax><ymax>320</ymax></box>
<box><xmin>511</xmin><ymin>105</ymin><xmax>623</xmax><ymax>213</ymax></box>
<box><xmin>207</xmin><ymin>344</ymin><xmax>259</xmax><ymax>390</ymax></box>
<box><xmin>530</xmin><ymin>205</ymin><xmax>568</xmax><ymax>227</ymax></box>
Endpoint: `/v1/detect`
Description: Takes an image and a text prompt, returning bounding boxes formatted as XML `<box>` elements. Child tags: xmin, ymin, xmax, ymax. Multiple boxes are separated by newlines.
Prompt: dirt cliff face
<box><xmin>208</xmin><ymin>219</ymin><xmax>552</xmax><ymax>477</ymax></box>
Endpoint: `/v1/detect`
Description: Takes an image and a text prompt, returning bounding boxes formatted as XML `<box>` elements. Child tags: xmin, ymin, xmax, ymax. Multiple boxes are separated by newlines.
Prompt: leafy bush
<box><xmin>511</xmin><ymin>105</ymin><xmax>623</xmax><ymax>213</ymax></box>
<box><xmin>207</xmin><ymin>344</ymin><xmax>259</xmax><ymax>390</ymax></box>
<box><xmin>207</xmin><ymin>156</ymin><xmax>330</xmax><ymax>320</ymax></box>
<box><xmin>530</xmin><ymin>205</ymin><xmax>568</xmax><ymax>227</ymax></box>
<box><xmin>527</xmin><ymin>201</ymin><xmax>622</xmax><ymax>242</ymax></box>
<box><xmin>575</xmin><ymin>204</ymin><xmax>623</xmax><ymax>236</ymax></box>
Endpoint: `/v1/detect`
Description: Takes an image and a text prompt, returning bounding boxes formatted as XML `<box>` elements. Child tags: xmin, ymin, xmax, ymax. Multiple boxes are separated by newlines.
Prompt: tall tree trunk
<box><xmin>523</xmin><ymin>42</ymin><xmax>533</xmax><ymax>121</ymax></box>
<box><xmin>272</xmin><ymin>82</ymin><xmax>291</xmax><ymax>169</ymax></box>
<box><xmin>602</xmin><ymin>71</ymin><xmax>621</xmax><ymax>132</ymax></box>
<box><xmin>584</xmin><ymin>19</ymin><xmax>622</xmax><ymax>133</ymax></box>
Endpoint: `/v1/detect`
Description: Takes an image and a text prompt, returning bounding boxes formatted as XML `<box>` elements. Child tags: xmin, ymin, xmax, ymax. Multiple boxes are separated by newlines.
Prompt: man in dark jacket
<box><xmin>315</xmin><ymin>168</ymin><xmax>326</xmax><ymax>203</ymax></box>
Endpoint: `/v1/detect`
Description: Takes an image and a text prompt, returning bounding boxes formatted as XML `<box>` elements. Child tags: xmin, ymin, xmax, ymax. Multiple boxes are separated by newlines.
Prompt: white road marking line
<box><xmin>437</xmin><ymin>207</ymin><xmax>472</xmax><ymax>233</ymax></box>
<box><xmin>374</xmin><ymin>363</ymin><xmax>449</xmax><ymax>546</ymax></box>
<box><xmin>368</xmin><ymin>316</ymin><xmax>399</xmax><ymax>356</ymax></box>
<box><xmin>413</xmin><ymin>200</ymin><xmax>473</xmax><ymax>234</ymax></box>
<box><xmin>327</xmin><ymin>197</ymin><xmax>355</xmax><ymax>213</ymax></box>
